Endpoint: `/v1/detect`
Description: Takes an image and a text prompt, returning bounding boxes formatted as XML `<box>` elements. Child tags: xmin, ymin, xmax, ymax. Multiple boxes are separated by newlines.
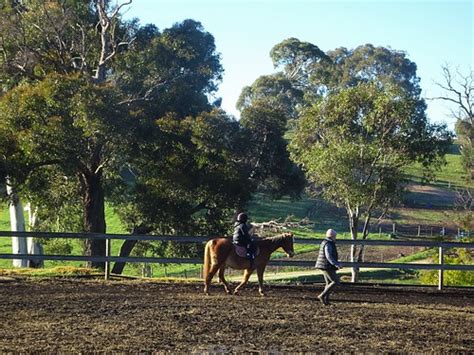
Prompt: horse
<box><xmin>203</xmin><ymin>232</ymin><xmax>294</xmax><ymax>296</ymax></box>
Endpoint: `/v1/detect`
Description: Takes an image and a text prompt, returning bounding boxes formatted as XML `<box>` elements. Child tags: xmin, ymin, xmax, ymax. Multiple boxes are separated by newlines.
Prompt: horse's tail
<box><xmin>203</xmin><ymin>240</ymin><xmax>212</xmax><ymax>281</ymax></box>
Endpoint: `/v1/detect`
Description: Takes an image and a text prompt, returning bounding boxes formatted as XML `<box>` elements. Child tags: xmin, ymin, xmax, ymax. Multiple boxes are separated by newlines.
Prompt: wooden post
<box><xmin>417</xmin><ymin>225</ymin><xmax>421</xmax><ymax>237</ymax></box>
<box><xmin>104</xmin><ymin>236</ymin><xmax>111</xmax><ymax>281</ymax></box>
<box><xmin>438</xmin><ymin>246</ymin><xmax>444</xmax><ymax>291</ymax></box>
<box><xmin>392</xmin><ymin>223</ymin><xmax>396</xmax><ymax>234</ymax></box>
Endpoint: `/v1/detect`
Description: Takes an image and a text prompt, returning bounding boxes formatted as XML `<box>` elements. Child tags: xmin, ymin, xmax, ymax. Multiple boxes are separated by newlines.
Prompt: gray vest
<box><xmin>315</xmin><ymin>239</ymin><xmax>338</xmax><ymax>270</ymax></box>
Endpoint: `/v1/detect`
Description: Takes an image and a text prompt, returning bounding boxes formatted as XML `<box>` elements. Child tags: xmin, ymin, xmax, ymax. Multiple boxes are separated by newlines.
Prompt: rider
<box><xmin>232</xmin><ymin>212</ymin><xmax>257</xmax><ymax>264</ymax></box>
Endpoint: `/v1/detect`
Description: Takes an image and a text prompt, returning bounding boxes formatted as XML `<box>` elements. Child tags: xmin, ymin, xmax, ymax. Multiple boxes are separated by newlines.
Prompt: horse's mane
<box><xmin>257</xmin><ymin>233</ymin><xmax>291</xmax><ymax>245</ymax></box>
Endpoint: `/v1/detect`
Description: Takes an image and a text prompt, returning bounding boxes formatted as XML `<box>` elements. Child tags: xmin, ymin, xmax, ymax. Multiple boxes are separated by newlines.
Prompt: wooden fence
<box><xmin>1</xmin><ymin>231</ymin><xmax>473</xmax><ymax>290</ymax></box>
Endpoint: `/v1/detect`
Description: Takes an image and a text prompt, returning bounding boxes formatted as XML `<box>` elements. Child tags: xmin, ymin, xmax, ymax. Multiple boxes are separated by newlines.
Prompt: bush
<box><xmin>420</xmin><ymin>247</ymin><xmax>474</xmax><ymax>286</ymax></box>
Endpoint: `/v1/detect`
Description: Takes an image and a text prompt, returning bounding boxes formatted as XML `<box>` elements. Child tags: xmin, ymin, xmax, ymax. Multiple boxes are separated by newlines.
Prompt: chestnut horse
<box><xmin>203</xmin><ymin>232</ymin><xmax>294</xmax><ymax>296</ymax></box>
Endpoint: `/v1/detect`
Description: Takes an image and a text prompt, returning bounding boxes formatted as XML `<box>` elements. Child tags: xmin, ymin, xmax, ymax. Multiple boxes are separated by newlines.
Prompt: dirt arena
<box><xmin>0</xmin><ymin>277</ymin><xmax>473</xmax><ymax>352</ymax></box>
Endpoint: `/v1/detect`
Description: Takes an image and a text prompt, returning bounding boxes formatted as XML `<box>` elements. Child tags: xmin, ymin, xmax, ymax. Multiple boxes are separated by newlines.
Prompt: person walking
<box><xmin>315</xmin><ymin>229</ymin><xmax>341</xmax><ymax>305</ymax></box>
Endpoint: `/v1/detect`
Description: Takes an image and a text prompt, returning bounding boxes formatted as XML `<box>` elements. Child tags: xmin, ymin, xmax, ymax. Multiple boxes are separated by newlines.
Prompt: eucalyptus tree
<box><xmin>0</xmin><ymin>1</ymin><xmax>224</xmax><ymax>267</ymax></box>
<box><xmin>238</xmin><ymin>38</ymin><xmax>329</xmax><ymax>120</ymax></box>
<box><xmin>289</xmin><ymin>82</ymin><xmax>452</xmax><ymax>281</ymax></box>
<box><xmin>239</xmin><ymin>38</ymin><xmax>454</xmax><ymax>281</ymax></box>
<box><xmin>239</xmin><ymin>99</ymin><xmax>305</xmax><ymax>198</ymax></box>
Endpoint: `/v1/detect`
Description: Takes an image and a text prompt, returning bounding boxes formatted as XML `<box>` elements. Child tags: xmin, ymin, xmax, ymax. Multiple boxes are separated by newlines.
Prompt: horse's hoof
<box><xmin>259</xmin><ymin>291</ymin><xmax>265</xmax><ymax>297</ymax></box>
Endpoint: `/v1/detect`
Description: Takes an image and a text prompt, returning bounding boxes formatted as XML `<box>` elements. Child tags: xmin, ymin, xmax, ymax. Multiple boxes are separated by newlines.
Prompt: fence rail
<box><xmin>1</xmin><ymin>231</ymin><xmax>473</xmax><ymax>290</ymax></box>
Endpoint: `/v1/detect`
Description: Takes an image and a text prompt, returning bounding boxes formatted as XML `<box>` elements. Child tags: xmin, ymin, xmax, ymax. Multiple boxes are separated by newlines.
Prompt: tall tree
<box><xmin>289</xmin><ymin>82</ymin><xmax>452</xmax><ymax>281</ymax></box>
<box><xmin>0</xmin><ymin>0</ymin><xmax>136</xmax><ymax>266</ymax></box>
<box><xmin>0</xmin><ymin>1</ymin><xmax>224</xmax><ymax>267</ymax></box>
<box><xmin>0</xmin><ymin>74</ymin><xmax>130</xmax><ymax>263</ymax></box>
<box><xmin>239</xmin><ymin>99</ymin><xmax>305</xmax><ymax>198</ymax></box>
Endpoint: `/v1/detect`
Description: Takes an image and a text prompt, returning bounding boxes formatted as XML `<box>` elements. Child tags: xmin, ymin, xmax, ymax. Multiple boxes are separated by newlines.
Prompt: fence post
<box><xmin>438</xmin><ymin>245</ymin><xmax>444</xmax><ymax>291</ymax></box>
<box><xmin>392</xmin><ymin>223</ymin><xmax>396</xmax><ymax>234</ymax></box>
<box><xmin>104</xmin><ymin>236</ymin><xmax>111</xmax><ymax>281</ymax></box>
<box><xmin>417</xmin><ymin>225</ymin><xmax>421</xmax><ymax>236</ymax></box>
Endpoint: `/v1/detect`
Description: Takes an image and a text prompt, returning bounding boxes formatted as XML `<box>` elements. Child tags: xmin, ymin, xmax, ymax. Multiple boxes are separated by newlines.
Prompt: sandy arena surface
<box><xmin>0</xmin><ymin>277</ymin><xmax>473</xmax><ymax>352</ymax></box>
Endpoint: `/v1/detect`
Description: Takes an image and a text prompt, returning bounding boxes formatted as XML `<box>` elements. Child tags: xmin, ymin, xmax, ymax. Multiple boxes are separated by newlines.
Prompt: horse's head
<box><xmin>280</xmin><ymin>232</ymin><xmax>295</xmax><ymax>258</ymax></box>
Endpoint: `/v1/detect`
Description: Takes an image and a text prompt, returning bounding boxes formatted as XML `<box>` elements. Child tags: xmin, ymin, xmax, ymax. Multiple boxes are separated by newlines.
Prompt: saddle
<box><xmin>234</xmin><ymin>244</ymin><xmax>259</xmax><ymax>259</ymax></box>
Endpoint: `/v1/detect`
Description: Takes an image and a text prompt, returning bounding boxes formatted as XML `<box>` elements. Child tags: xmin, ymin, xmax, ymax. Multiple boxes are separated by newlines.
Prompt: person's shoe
<box><xmin>317</xmin><ymin>294</ymin><xmax>329</xmax><ymax>305</ymax></box>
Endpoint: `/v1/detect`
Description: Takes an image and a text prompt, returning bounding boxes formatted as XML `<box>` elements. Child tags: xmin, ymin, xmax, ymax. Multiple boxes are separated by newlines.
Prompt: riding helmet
<box><xmin>236</xmin><ymin>213</ymin><xmax>248</xmax><ymax>223</ymax></box>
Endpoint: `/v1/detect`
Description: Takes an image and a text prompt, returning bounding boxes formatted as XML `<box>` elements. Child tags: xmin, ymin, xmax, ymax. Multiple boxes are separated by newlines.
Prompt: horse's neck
<box><xmin>260</xmin><ymin>237</ymin><xmax>283</xmax><ymax>253</ymax></box>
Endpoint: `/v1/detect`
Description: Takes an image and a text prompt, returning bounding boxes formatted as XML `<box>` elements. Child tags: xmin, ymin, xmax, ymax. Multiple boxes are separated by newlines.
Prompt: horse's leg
<box><xmin>256</xmin><ymin>265</ymin><xmax>267</xmax><ymax>296</ymax></box>
<box><xmin>218</xmin><ymin>266</ymin><xmax>232</xmax><ymax>295</ymax></box>
<box><xmin>204</xmin><ymin>263</ymin><xmax>221</xmax><ymax>295</ymax></box>
<box><xmin>233</xmin><ymin>268</ymin><xmax>253</xmax><ymax>295</ymax></box>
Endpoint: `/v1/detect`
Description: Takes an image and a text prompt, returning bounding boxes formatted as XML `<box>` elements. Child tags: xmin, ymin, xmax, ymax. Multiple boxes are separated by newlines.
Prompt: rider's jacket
<box><xmin>232</xmin><ymin>222</ymin><xmax>252</xmax><ymax>246</ymax></box>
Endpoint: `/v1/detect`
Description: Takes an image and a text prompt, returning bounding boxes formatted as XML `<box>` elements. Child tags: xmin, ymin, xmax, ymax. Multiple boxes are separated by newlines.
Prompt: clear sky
<box><xmin>123</xmin><ymin>0</ymin><xmax>473</xmax><ymax>130</ymax></box>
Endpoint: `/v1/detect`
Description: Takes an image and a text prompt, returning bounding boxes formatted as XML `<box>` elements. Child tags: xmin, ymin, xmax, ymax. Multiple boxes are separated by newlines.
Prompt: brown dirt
<box><xmin>0</xmin><ymin>278</ymin><xmax>473</xmax><ymax>352</ymax></box>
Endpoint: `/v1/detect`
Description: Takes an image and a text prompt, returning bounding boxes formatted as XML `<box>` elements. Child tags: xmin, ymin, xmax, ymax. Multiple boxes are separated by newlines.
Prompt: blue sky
<box><xmin>124</xmin><ymin>0</ymin><xmax>473</xmax><ymax>130</ymax></box>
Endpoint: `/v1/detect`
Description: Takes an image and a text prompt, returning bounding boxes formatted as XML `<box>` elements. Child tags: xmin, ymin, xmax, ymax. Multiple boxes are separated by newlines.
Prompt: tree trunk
<box><xmin>112</xmin><ymin>225</ymin><xmax>153</xmax><ymax>275</ymax></box>
<box><xmin>25</xmin><ymin>202</ymin><xmax>43</xmax><ymax>268</ymax></box>
<box><xmin>6</xmin><ymin>182</ymin><xmax>28</xmax><ymax>267</ymax></box>
<box><xmin>82</xmin><ymin>172</ymin><xmax>106</xmax><ymax>269</ymax></box>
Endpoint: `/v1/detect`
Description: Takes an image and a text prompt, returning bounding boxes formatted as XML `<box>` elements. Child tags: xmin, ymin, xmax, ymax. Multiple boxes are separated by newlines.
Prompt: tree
<box><xmin>270</xmin><ymin>37</ymin><xmax>329</xmax><ymax>91</ymax></box>
<box><xmin>289</xmin><ymin>82</ymin><xmax>452</xmax><ymax>282</ymax></box>
<box><xmin>0</xmin><ymin>1</ymin><xmax>224</xmax><ymax>268</ymax></box>
<box><xmin>0</xmin><ymin>0</ymin><xmax>136</xmax><ymax>267</ymax></box>
<box><xmin>239</xmin><ymin>100</ymin><xmax>305</xmax><ymax>198</ymax></box>
<box><xmin>0</xmin><ymin>74</ymin><xmax>131</xmax><ymax>263</ymax></box>
<box><xmin>312</xmin><ymin>44</ymin><xmax>421</xmax><ymax>93</ymax></box>
<box><xmin>237</xmin><ymin>73</ymin><xmax>304</xmax><ymax>120</ymax></box>
<box><xmin>431</xmin><ymin>65</ymin><xmax>473</xmax><ymax>179</ymax></box>
<box><xmin>237</xmin><ymin>38</ymin><xmax>329</xmax><ymax>120</ymax></box>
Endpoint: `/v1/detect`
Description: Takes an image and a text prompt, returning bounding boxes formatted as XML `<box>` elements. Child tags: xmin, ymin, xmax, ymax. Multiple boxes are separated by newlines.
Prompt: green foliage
<box><xmin>0</xmin><ymin>1</ymin><xmax>104</xmax><ymax>87</ymax></box>
<box><xmin>237</xmin><ymin>73</ymin><xmax>304</xmax><ymax>120</ymax></box>
<box><xmin>420</xmin><ymin>247</ymin><xmax>474</xmax><ymax>286</ymax></box>
<box><xmin>41</xmin><ymin>238</ymin><xmax>73</xmax><ymax>256</ymax></box>
<box><xmin>240</xmin><ymin>100</ymin><xmax>306</xmax><ymax>199</ymax></box>
<box><xmin>0</xmin><ymin>0</ymin><xmax>227</xmax><ymax>248</ymax></box>
<box><xmin>404</xmin><ymin>145</ymin><xmax>469</xmax><ymax>188</ymax></box>
<box><xmin>455</xmin><ymin>117</ymin><xmax>474</xmax><ymax>180</ymax></box>
<box><xmin>113</xmin><ymin>19</ymin><xmax>223</xmax><ymax>119</ymax></box>
<box><xmin>270</xmin><ymin>37</ymin><xmax>329</xmax><ymax>90</ymax></box>
<box><xmin>0</xmin><ymin>73</ymin><xmax>129</xmax><ymax>233</ymax></box>
<box><xmin>109</xmin><ymin>110</ymin><xmax>249</xmax><ymax>247</ymax></box>
<box><xmin>289</xmin><ymin>83</ymin><xmax>452</xmax><ymax>216</ymax></box>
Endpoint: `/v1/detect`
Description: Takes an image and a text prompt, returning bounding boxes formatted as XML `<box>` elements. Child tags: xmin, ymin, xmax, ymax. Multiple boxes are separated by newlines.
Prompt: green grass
<box><xmin>247</xmin><ymin>193</ymin><xmax>317</xmax><ymax>222</ymax></box>
<box><xmin>404</xmin><ymin>145</ymin><xmax>472</xmax><ymax>189</ymax></box>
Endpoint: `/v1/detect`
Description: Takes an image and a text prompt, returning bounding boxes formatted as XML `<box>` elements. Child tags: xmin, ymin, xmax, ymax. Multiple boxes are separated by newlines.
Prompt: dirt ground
<box><xmin>0</xmin><ymin>278</ymin><xmax>473</xmax><ymax>352</ymax></box>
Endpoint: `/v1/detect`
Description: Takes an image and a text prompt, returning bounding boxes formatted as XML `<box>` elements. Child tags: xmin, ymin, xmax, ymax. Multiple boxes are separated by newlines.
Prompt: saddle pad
<box><xmin>234</xmin><ymin>244</ymin><xmax>259</xmax><ymax>258</ymax></box>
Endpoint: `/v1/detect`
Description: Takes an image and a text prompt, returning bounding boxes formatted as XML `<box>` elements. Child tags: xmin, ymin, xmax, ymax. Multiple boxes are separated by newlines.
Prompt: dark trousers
<box><xmin>319</xmin><ymin>269</ymin><xmax>340</xmax><ymax>300</ymax></box>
